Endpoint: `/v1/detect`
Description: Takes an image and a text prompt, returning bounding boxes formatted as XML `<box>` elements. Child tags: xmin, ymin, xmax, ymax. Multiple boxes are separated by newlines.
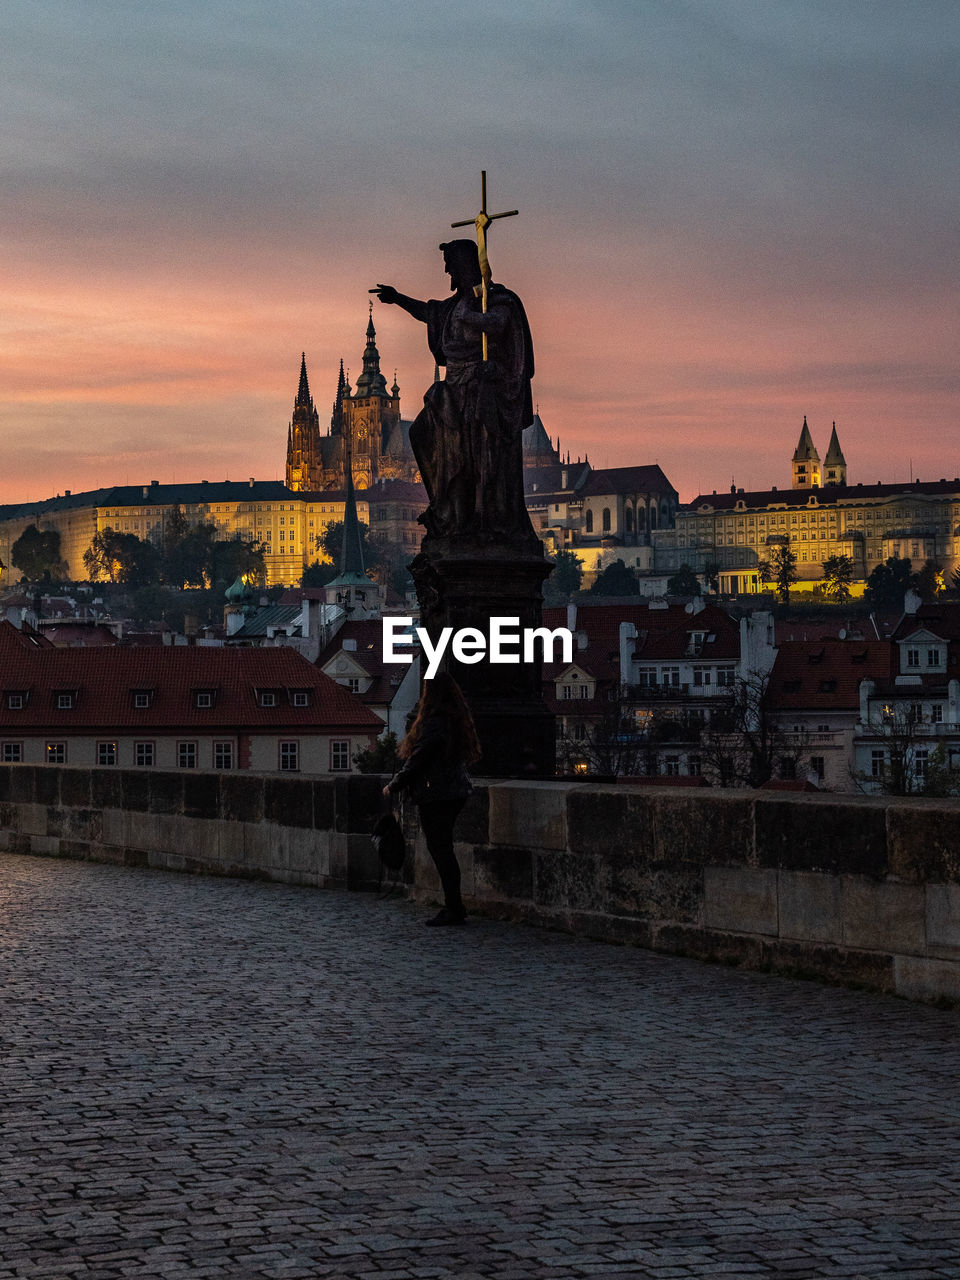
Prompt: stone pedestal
<box><xmin>410</xmin><ymin>546</ymin><xmax>556</xmax><ymax>778</ymax></box>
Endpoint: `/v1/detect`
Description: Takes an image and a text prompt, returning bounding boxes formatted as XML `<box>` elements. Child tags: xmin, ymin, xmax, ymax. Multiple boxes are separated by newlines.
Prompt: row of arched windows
<box><xmin>584</xmin><ymin>499</ymin><xmax>672</xmax><ymax>536</ymax></box>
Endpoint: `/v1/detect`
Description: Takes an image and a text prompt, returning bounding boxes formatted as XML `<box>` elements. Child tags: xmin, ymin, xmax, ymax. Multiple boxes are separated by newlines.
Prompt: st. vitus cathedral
<box><xmin>285</xmin><ymin>308</ymin><xmax>421</xmax><ymax>492</ymax></box>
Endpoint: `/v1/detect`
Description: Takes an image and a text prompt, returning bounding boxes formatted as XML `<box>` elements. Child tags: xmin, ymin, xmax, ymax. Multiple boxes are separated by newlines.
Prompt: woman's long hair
<box><xmin>399</xmin><ymin>672</ymin><xmax>482</xmax><ymax>765</ymax></box>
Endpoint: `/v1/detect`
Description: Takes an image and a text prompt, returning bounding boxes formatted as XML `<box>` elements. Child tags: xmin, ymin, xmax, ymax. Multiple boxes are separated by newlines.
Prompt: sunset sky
<box><xmin>2</xmin><ymin>1</ymin><xmax>958</xmax><ymax>506</ymax></box>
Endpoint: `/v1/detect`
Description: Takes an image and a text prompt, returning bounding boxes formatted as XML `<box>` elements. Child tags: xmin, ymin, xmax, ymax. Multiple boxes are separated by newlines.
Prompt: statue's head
<box><xmin>439</xmin><ymin>239</ymin><xmax>481</xmax><ymax>291</ymax></box>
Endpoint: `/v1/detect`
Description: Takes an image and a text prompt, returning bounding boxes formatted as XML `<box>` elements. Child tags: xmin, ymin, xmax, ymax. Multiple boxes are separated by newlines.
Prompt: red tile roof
<box><xmin>767</xmin><ymin>639</ymin><xmax>893</xmax><ymax>710</ymax></box>
<box><xmin>0</xmin><ymin>625</ymin><xmax>381</xmax><ymax>733</ymax></box>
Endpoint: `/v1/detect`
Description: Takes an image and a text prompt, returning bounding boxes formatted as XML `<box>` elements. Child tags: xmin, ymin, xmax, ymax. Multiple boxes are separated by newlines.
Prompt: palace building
<box><xmin>654</xmin><ymin>420</ymin><xmax>960</xmax><ymax>594</ymax></box>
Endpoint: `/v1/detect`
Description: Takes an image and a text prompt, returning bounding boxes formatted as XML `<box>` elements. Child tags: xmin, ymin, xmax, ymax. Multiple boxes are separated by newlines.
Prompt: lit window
<box><xmin>46</xmin><ymin>742</ymin><xmax>66</xmax><ymax>765</ymax></box>
<box><xmin>279</xmin><ymin>741</ymin><xmax>300</xmax><ymax>772</ymax></box>
<box><xmin>330</xmin><ymin>740</ymin><xmax>350</xmax><ymax>771</ymax></box>
<box><xmin>178</xmin><ymin>742</ymin><xmax>197</xmax><ymax>769</ymax></box>
<box><xmin>97</xmin><ymin>742</ymin><xmax>117</xmax><ymax>767</ymax></box>
<box><xmin>135</xmin><ymin>742</ymin><xmax>154</xmax><ymax>768</ymax></box>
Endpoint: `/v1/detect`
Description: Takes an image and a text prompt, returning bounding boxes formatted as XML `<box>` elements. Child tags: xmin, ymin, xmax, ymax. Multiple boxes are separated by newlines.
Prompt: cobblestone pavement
<box><xmin>1</xmin><ymin>854</ymin><xmax>959</xmax><ymax>1280</ymax></box>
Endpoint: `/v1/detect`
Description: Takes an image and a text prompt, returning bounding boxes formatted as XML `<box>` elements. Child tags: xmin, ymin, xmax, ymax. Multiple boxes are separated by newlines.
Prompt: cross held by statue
<box><xmin>451</xmin><ymin>170</ymin><xmax>518</xmax><ymax>360</ymax></box>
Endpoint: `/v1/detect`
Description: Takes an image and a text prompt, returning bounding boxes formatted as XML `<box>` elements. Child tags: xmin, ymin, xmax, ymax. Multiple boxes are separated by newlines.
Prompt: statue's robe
<box><xmin>409</xmin><ymin>284</ymin><xmax>537</xmax><ymax>545</ymax></box>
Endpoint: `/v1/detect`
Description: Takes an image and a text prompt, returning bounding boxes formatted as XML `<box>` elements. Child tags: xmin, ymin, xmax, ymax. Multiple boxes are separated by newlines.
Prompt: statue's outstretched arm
<box><xmin>370</xmin><ymin>285</ymin><xmax>427</xmax><ymax>324</ymax></box>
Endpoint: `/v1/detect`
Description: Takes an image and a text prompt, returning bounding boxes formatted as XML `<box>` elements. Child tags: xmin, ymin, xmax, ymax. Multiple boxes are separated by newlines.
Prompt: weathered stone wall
<box><xmin>2</xmin><ymin>765</ymin><xmax>959</xmax><ymax>1004</ymax></box>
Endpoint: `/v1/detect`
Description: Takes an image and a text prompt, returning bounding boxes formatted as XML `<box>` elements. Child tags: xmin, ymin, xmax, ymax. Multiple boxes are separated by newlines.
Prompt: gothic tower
<box><xmin>792</xmin><ymin>416</ymin><xmax>821</xmax><ymax>489</ymax></box>
<box><xmin>285</xmin><ymin>354</ymin><xmax>323</xmax><ymax>491</ymax></box>
<box><xmin>343</xmin><ymin>305</ymin><xmax>402</xmax><ymax>488</ymax></box>
<box><xmin>823</xmin><ymin>422</ymin><xmax>847</xmax><ymax>486</ymax></box>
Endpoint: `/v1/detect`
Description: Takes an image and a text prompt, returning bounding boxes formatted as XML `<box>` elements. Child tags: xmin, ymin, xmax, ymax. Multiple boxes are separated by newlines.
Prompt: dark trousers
<box><xmin>418</xmin><ymin>798</ymin><xmax>466</xmax><ymax>911</ymax></box>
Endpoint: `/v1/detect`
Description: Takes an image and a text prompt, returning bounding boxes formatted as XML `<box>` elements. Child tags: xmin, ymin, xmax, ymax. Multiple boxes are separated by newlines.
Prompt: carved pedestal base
<box><xmin>410</xmin><ymin>547</ymin><xmax>556</xmax><ymax>779</ymax></box>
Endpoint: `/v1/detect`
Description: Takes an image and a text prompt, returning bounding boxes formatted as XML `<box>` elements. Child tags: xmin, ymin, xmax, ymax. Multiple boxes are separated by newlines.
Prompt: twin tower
<box><xmin>792</xmin><ymin>417</ymin><xmax>848</xmax><ymax>490</ymax></box>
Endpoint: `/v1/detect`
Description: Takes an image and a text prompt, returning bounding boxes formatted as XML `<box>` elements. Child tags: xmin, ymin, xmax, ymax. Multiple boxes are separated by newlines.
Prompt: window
<box><xmin>693</xmin><ymin>669</ymin><xmax>711</xmax><ymax>687</ymax></box>
<box><xmin>97</xmin><ymin>742</ymin><xmax>117</xmax><ymax>767</ymax></box>
<box><xmin>717</xmin><ymin>668</ymin><xmax>736</xmax><ymax>687</ymax></box>
<box><xmin>688</xmin><ymin>755</ymin><xmax>702</xmax><ymax>777</ymax></box>
<box><xmin>932</xmin><ymin>704</ymin><xmax>944</xmax><ymax>724</ymax></box>
<box><xmin>346</xmin><ymin>678</ymin><xmax>361</xmax><ymax>694</ymax></box>
<box><xmin>196</xmin><ymin>691</ymin><xmax>213</xmax><ymax>709</ymax></box>
<box><xmin>135</xmin><ymin>742</ymin><xmax>154</xmax><ymax>768</ymax></box>
<box><xmin>579</xmin><ymin>684</ymin><xmax>590</xmax><ymax>699</ymax></box>
<box><xmin>279</xmin><ymin>741</ymin><xmax>300</xmax><ymax>772</ymax></box>
<box><xmin>6</xmin><ymin>694</ymin><xmax>24</xmax><ymax>710</ymax></box>
<box><xmin>663</xmin><ymin>755</ymin><xmax>680</xmax><ymax>777</ymax></box>
<box><xmin>915</xmin><ymin>748</ymin><xmax>929</xmax><ymax>780</ymax></box>
<box><xmin>178</xmin><ymin>741</ymin><xmax>197</xmax><ymax>769</ymax></box>
<box><xmin>660</xmin><ymin>667</ymin><xmax>680</xmax><ymax>688</ymax></box>
<box><xmin>810</xmin><ymin>756</ymin><xmax>825</xmax><ymax>781</ymax></box>
<box><xmin>330</xmin><ymin>740</ymin><xmax>350</xmax><ymax>771</ymax></box>
<box><xmin>817</xmin><ymin>724</ymin><xmax>830</xmax><ymax>733</ymax></box>
<box><xmin>46</xmin><ymin>742</ymin><xmax>66</xmax><ymax>765</ymax></box>
<box><xmin>57</xmin><ymin>693</ymin><xmax>74</xmax><ymax>710</ymax></box>
<box><xmin>928</xmin><ymin>648</ymin><xmax>942</xmax><ymax>667</ymax></box>
<box><xmin>602</xmin><ymin>507</ymin><xmax>611</xmax><ymax>532</ymax></box>
<box><xmin>871</xmin><ymin>749</ymin><xmax>886</xmax><ymax>778</ymax></box>
<box><xmin>260</xmin><ymin>691</ymin><xmax>277</xmax><ymax>707</ymax></box>
<box><xmin>214</xmin><ymin>741</ymin><xmax>233</xmax><ymax>770</ymax></box>
<box><xmin>778</xmin><ymin>757</ymin><xmax>797</xmax><ymax>780</ymax></box>
<box><xmin>133</xmin><ymin>691</ymin><xmax>151</xmax><ymax>709</ymax></box>
<box><xmin>909</xmin><ymin>703</ymin><xmax>923</xmax><ymax>724</ymax></box>
<box><xmin>907</xmin><ymin>648</ymin><xmax>920</xmax><ymax>668</ymax></box>
<box><xmin>2</xmin><ymin>743</ymin><xmax>23</xmax><ymax>763</ymax></box>
<box><xmin>291</xmin><ymin>691</ymin><xmax>309</xmax><ymax>708</ymax></box>
<box><xmin>585</xmin><ymin>510</ymin><xmax>594</xmax><ymax>534</ymax></box>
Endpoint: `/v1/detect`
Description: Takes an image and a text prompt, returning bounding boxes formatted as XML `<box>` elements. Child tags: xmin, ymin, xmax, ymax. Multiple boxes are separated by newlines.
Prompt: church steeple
<box><xmin>823</xmin><ymin>422</ymin><xmax>847</xmax><ymax>486</ymax></box>
<box><xmin>338</xmin><ymin>450</ymin><xmax>366</xmax><ymax>580</ymax></box>
<box><xmin>353</xmin><ymin>304</ymin><xmax>388</xmax><ymax>399</ymax></box>
<box><xmin>792</xmin><ymin>416</ymin><xmax>821</xmax><ymax>489</ymax></box>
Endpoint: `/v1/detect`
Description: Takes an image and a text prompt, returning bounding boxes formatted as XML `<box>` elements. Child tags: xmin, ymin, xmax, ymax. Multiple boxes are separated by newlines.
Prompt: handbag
<box><xmin>372</xmin><ymin>809</ymin><xmax>407</xmax><ymax>872</ymax></box>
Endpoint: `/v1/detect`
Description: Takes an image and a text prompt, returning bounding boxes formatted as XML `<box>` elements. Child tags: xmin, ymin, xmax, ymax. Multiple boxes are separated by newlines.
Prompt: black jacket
<box><xmin>387</xmin><ymin>715</ymin><xmax>473</xmax><ymax>807</ymax></box>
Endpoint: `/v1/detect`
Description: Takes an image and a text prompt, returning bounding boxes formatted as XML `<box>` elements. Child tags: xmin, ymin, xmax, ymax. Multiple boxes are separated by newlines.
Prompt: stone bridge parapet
<box><xmin>2</xmin><ymin>765</ymin><xmax>959</xmax><ymax>1004</ymax></box>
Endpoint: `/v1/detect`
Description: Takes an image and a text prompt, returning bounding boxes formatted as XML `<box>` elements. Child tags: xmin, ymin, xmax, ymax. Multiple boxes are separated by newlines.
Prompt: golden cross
<box><xmin>451</xmin><ymin>170</ymin><xmax>518</xmax><ymax>358</ymax></box>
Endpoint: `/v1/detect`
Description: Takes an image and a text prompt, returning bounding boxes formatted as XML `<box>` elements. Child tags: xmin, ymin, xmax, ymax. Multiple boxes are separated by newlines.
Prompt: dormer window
<box><xmin>259</xmin><ymin>691</ymin><xmax>277</xmax><ymax>708</ymax></box>
<box><xmin>56</xmin><ymin>693</ymin><xmax>74</xmax><ymax>710</ymax></box>
<box><xmin>132</xmin><ymin>689</ymin><xmax>154</xmax><ymax>709</ymax></box>
<box><xmin>5</xmin><ymin>692</ymin><xmax>26</xmax><ymax>711</ymax></box>
<box><xmin>290</xmin><ymin>690</ymin><xmax>310</xmax><ymax>708</ymax></box>
<box><xmin>195</xmin><ymin>690</ymin><xmax>216</xmax><ymax>709</ymax></box>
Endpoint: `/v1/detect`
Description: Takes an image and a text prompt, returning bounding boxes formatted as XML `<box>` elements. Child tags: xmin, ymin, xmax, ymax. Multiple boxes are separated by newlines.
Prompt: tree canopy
<box><xmin>11</xmin><ymin>525</ymin><xmax>63</xmax><ymax>581</ymax></box>
<box><xmin>543</xmin><ymin>548</ymin><xmax>584</xmax><ymax>604</ymax></box>
<box><xmin>589</xmin><ymin>558</ymin><xmax>640</xmax><ymax>596</ymax></box>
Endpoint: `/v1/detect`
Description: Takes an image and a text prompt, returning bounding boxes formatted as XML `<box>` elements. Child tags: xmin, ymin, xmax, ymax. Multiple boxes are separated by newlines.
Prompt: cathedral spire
<box><xmin>331</xmin><ymin>359</ymin><xmax>347</xmax><ymax>435</ymax></box>
<box><xmin>353</xmin><ymin>306</ymin><xmax>388</xmax><ymax>398</ymax></box>
<box><xmin>296</xmin><ymin>352</ymin><xmax>312</xmax><ymax>408</ymax></box>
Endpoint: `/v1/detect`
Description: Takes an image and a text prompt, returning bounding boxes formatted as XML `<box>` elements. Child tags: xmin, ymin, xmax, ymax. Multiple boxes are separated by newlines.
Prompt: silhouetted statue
<box><xmin>372</xmin><ymin>239</ymin><xmax>537</xmax><ymax>547</ymax></box>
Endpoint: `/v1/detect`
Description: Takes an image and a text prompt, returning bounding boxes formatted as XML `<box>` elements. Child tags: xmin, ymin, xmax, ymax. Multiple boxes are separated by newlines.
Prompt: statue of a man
<box><xmin>372</xmin><ymin>240</ymin><xmax>537</xmax><ymax>547</ymax></box>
